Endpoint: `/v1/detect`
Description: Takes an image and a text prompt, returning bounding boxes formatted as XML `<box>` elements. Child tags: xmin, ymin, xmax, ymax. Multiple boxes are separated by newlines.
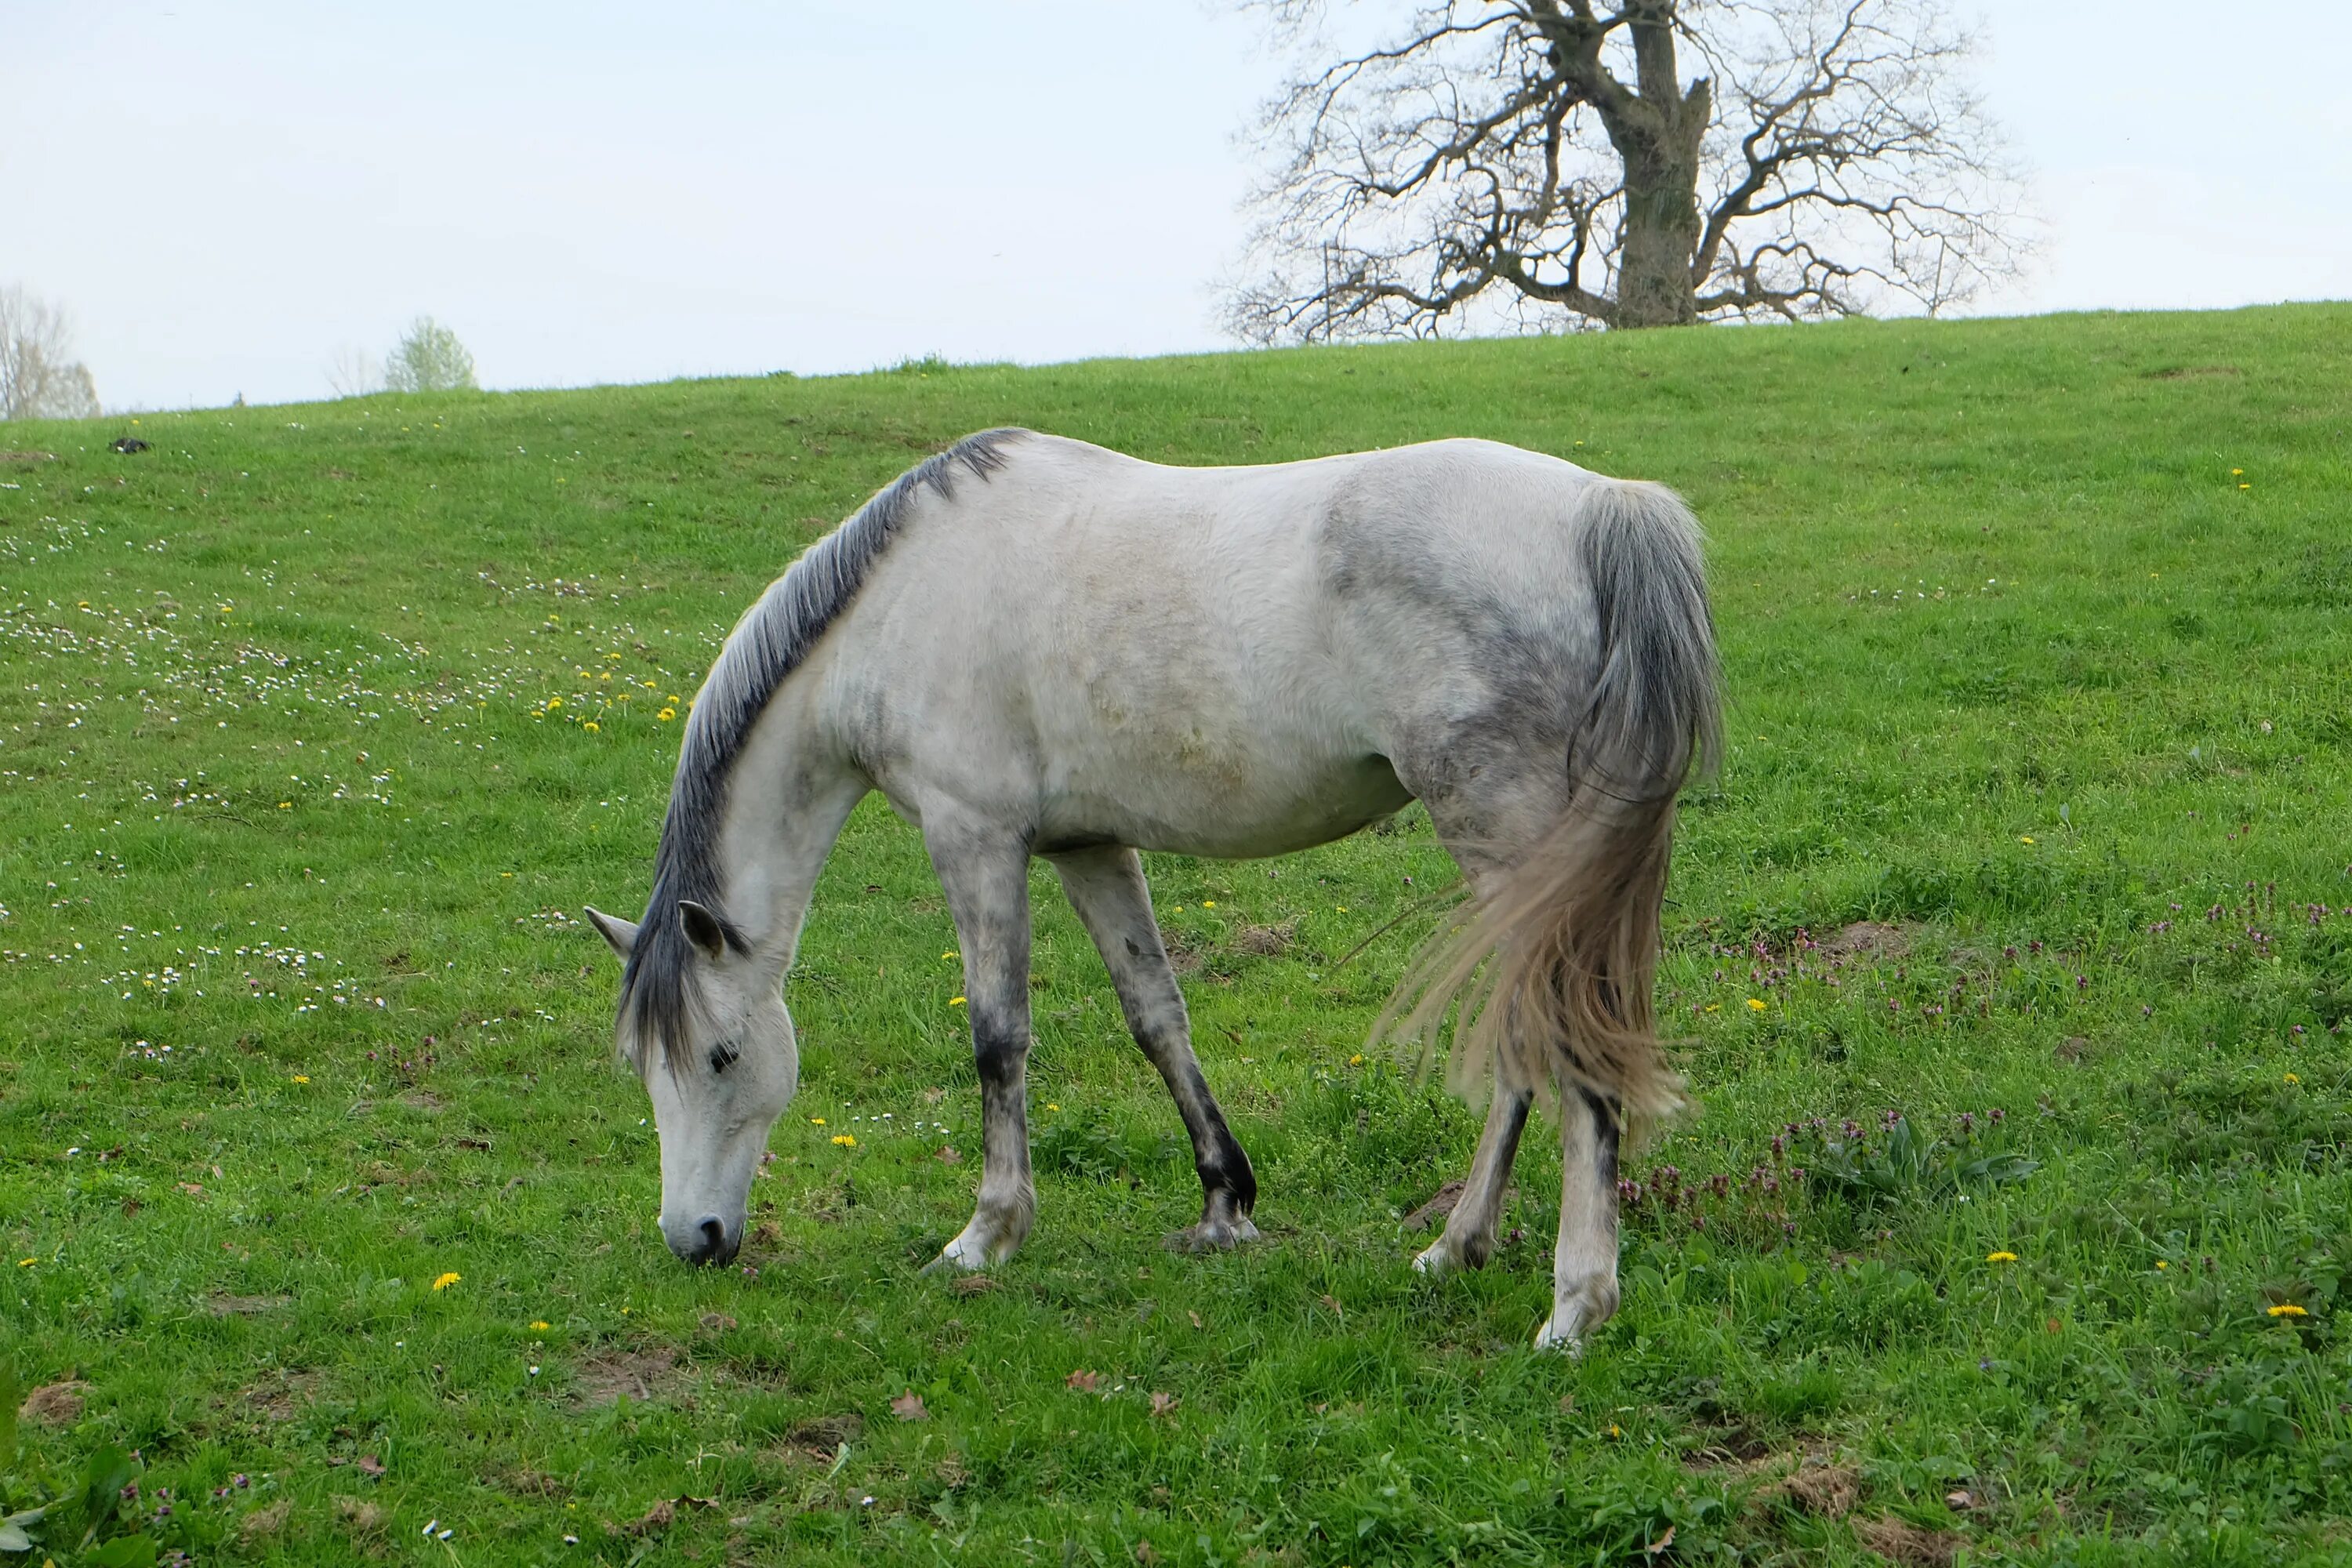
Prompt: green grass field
<box><xmin>3</xmin><ymin>303</ymin><xmax>2350</xmax><ymax>1566</ymax></box>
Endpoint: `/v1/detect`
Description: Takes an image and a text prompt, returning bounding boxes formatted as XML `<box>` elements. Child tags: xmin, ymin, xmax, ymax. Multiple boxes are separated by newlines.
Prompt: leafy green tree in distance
<box><xmin>382</xmin><ymin>315</ymin><xmax>478</xmax><ymax>393</ymax></box>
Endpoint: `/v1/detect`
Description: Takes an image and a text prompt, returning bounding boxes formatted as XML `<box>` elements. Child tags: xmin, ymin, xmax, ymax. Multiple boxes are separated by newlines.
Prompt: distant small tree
<box><xmin>325</xmin><ymin>344</ymin><xmax>383</xmax><ymax>398</ymax></box>
<box><xmin>383</xmin><ymin>316</ymin><xmax>478</xmax><ymax>393</ymax></box>
<box><xmin>0</xmin><ymin>285</ymin><xmax>102</xmax><ymax>419</ymax></box>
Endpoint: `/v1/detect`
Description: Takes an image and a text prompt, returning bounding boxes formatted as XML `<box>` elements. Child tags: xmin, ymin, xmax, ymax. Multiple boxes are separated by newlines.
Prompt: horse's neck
<box><xmin>709</xmin><ymin>738</ymin><xmax>867</xmax><ymax>974</ymax></box>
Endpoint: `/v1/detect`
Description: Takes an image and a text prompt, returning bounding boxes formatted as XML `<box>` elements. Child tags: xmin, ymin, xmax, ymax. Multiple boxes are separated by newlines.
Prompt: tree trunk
<box><xmin>1610</xmin><ymin>6</ymin><xmax>1708</xmax><ymax>328</ymax></box>
<box><xmin>1615</xmin><ymin>140</ymin><xmax>1703</xmax><ymax>327</ymax></box>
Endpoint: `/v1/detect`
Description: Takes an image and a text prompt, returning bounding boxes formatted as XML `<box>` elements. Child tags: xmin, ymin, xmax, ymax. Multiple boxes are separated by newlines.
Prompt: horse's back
<box><xmin>822</xmin><ymin>432</ymin><xmax>1621</xmax><ymax>855</ymax></box>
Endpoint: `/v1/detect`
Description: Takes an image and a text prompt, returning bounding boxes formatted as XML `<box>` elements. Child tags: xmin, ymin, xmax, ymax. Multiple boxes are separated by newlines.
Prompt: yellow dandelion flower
<box><xmin>942</xmin><ymin>951</ymin><xmax>957</xmax><ymax>960</ymax></box>
<box><xmin>1704</xmin><ymin>1004</ymin><xmax>1721</xmax><ymax>1013</ymax></box>
<box><xmin>810</xmin><ymin>1116</ymin><xmax>826</xmax><ymax>1125</ymax></box>
<box><xmin>2231</xmin><ymin>468</ymin><xmax>2242</xmax><ymax>475</ymax></box>
<box><xmin>291</xmin><ymin>1074</ymin><xmax>310</xmax><ymax>1084</ymax></box>
<box><xmin>2155</xmin><ymin>1260</ymin><xmax>2169</xmax><ymax>1270</ymax></box>
<box><xmin>1987</xmin><ymin>1251</ymin><xmax>2018</xmax><ymax>1264</ymax></box>
<box><xmin>546</xmin><ymin>695</ymin><xmax>563</xmax><ymax>709</ymax></box>
<box><xmin>1348</xmin><ymin>1054</ymin><xmax>1365</xmax><ymax>1066</ymax></box>
<box><xmin>831</xmin><ymin>1134</ymin><xmax>857</xmax><ymax>1148</ymax></box>
<box><xmin>2239</xmin><ymin>483</ymin><xmax>2251</xmax><ymax>491</ymax></box>
<box><xmin>949</xmin><ymin>996</ymin><xmax>967</xmax><ymax>1007</ymax></box>
<box><xmin>16</xmin><ymin>1257</ymin><xmax>34</xmax><ymax>1268</ymax></box>
<box><xmin>599</xmin><ymin>670</ymin><xmax>612</xmax><ymax>682</ymax></box>
<box><xmin>1336</xmin><ymin>905</ymin><xmax>1348</xmax><ymax>912</ymax></box>
<box><xmin>278</xmin><ymin>801</ymin><xmax>292</xmax><ymax>810</ymax></box>
<box><xmin>656</xmin><ymin>706</ymin><xmax>676</xmax><ymax>720</ymax></box>
<box><xmin>1746</xmin><ymin>998</ymin><xmax>1766</xmax><ymax>1011</ymax></box>
<box><xmin>530</xmin><ymin>1320</ymin><xmax>551</xmax><ymax>1331</ymax></box>
<box><xmin>1172</xmin><ymin>905</ymin><xmax>1183</xmax><ymax>912</ymax></box>
<box><xmin>2019</xmin><ymin>835</ymin><xmax>2034</xmax><ymax>844</ymax></box>
<box><xmin>1045</xmin><ymin>1102</ymin><xmax>1061</xmax><ymax>1112</ymax></box>
<box><xmin>583</xmin><ymin>721</ymin><xmax>600</xmax><ymax>733</ymax></box>
<box><xmin>2284</xmin><ymin>1073</ymin><xmax>2300</xmax><ymax>1084</ymax></box>
<box><xmin>433</xmin><ymin>1272</ymin><xmax>462</xmax><ymax>1290</ymax></box>
<box><xmin>1606</xmin><ymin>1423</ymin><xmax>1623</xmax><ymax>1438</ymax></box>
<box><xmin>1203</xmin><ymin>901</ymin><xmax>1216</xmax><ymax>909</ymax></box>
<box><xmin>2268</xmin><ymin>1303</ymin><xmax>2308</xmax><ymax>1317</ymax></box>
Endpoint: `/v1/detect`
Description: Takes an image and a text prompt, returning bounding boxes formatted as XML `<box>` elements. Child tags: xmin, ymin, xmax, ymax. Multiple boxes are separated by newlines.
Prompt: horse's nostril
<box><xmin>698</xmin><ymin>1216</ymin><xmax>726</xmax><ymax>1258</ymax></box>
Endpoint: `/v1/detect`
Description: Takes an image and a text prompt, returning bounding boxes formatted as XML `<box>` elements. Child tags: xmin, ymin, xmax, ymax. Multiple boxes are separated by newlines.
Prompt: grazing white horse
<box><xmin>586</xmin><ymin>428</ymin><xmax>1719</xmax><ymax>1349</ymax></box>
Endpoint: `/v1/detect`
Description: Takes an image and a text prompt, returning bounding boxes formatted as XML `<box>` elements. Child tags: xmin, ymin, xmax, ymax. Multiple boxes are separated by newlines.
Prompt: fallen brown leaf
<box><xmin>1149</xmin><ymin>1391</ymin><xmax>1178</xmax><ymax>1417</ymax></box>
<box><xmin>1188</xmin><ymin>1309</ymin><xmax>1203</xmax><ymax>1330</ymax></box>
<box><xmin>936</xmin><ymin>1145</ymin><xmax>962</xmax><ymax>1164</ymax></box>
<box><xmin>891</xmin><ymin>1389</ymin><xmax>930</xmax><ymax>1421</ymax></box>
<box><xmin>1645</xmin><ymin>1523</ymin><xmax>1676</xmax><ymax>1555</ymax></box>
<box><xmin>1066</xmin><ymin>1370</ymin><xmax>1102</xmax><ymax>1392</ymax></box>
<box><xmin>699</xmin><ymin>1312</ymin><xmax>738</xmax><ymax>1333</ymax></box>
<box><xmin>1318</xmin><ymin>1294</ymin><xmax>1345</xmax><ymax>1321</ymax></box>
<box><xmin>355</xmin><ymin>1454</ymin><xmax>386</xmax><ymax>1478</ymax></box>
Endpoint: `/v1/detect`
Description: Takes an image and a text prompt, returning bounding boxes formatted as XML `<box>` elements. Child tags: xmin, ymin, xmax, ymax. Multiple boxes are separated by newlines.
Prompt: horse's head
<box><xmin>586</xmin><ymin>902</ymin><xmax>798</xmax><ymax>1266</ymax></box>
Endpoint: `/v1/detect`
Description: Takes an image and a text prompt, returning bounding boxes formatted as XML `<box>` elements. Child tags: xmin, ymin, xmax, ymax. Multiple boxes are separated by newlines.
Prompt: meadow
<box><xmin>2</xmin><ymin>303</ymin><xmax>2349</xmax><ymax>1566</ymax></box>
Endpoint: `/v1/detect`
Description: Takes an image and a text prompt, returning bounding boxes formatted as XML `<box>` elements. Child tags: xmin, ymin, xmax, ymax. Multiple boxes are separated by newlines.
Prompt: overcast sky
<box><xmin>9</xmin><ymin>2</ymin><xmax>2348</xmax><ymax>412</ymax></box>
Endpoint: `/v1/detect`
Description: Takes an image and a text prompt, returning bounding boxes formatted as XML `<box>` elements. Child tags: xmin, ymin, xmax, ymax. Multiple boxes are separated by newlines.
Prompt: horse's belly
<box><xmin>1036</xmin><ymin>750</ymin><xmax>1412</xmax><ymax>860</ymax></box>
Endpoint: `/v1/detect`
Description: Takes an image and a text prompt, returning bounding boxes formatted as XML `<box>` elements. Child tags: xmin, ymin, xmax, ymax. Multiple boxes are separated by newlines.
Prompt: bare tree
<box><xmin>0</xmin><ymin>285</ymin><xmax>102</xmax><ymax>419</ymax></box>
<box><xmin>1232</xmin><ymin>0</ymin><xmax>2024</xmax><ymax>340</ymax></box>
<box><xmin>383</xmin><ymin>316</ymin><xmax>477</xmax><ymax>393</ymax></box>
<box><xmin>325</xmin><ymin>344</ymin><xmax>383</xmax><ymax>399</ymax></box>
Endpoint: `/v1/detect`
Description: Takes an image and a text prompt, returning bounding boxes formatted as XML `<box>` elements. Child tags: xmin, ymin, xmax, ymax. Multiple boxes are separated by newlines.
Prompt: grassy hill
<box><xmin>3</xmin><ymin>304</ymin><xmax>2350</xmax><ymax>1564</ymax></box>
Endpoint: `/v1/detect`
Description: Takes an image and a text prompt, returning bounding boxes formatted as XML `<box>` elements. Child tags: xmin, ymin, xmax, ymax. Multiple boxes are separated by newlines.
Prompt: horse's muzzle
<box><xmin>673</xmin><ymin>1214</ymin><xmax>739</xmax><ymax>1267</ymax></box>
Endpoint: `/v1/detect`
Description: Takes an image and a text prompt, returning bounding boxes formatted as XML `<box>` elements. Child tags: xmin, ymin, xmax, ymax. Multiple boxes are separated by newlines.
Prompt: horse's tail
<box><xmin>1381</xmin><ymin>477</ymin><xmax>1722</xmax><ymax>1127</ymax></box>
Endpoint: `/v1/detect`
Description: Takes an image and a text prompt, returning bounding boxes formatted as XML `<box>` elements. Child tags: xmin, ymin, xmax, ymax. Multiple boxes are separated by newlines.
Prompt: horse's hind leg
<box><xmin>923</xmin><ymin>815</ymin><xmax>1037</xmax><ymax>1272</ymax></box>
<box><xmin>1410</xmin><ymin>1086</ymin><xmax>1532</xmax><ymax>1276</ymax></box>
<box><xmin>1050</xmin><ymin>845</ymin><xmax>1258</xmax><ymax>1251</ymax></box>
<box><xmin>1537</xmin><ymin>1083</ymin><xmax>1622</xmax><ymax>1351</ymax></box>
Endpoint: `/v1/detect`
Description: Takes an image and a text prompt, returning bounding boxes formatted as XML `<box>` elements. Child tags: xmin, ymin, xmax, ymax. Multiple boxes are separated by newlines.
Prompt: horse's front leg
<box><xmin>1412</xmin><ymin>1087</ymin><xmax>1532</xmax><ymax>1276</ymax></box>
<box><xmin>1535</xmin><ymin>1084</ymin><xmax>1623</xmax><ymax>1352</ymax></box>
<box><xmin>922</xmin><ymin>818</ymin><xmax>1036</xmax><ymax>1272</ymax></box>
<box><xmin>1050</xmin><ymin>846</ymin><xmax>1258</xmax><ymax>1251</ymax></box>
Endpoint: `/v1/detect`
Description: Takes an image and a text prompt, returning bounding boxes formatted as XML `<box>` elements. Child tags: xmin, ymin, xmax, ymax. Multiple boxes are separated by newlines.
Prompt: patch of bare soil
<box><xmin>1754</xmin><ymin>1457</ymin><xmax>1860</xmax><ymax>1520</ymax></box>
<box><xmin>1232</xmin><ymin>922</ymin><xmax>1295</xmax><ymax>957</ymax></box>
<box><xmin>1403</xmin><ymin>1179</ymin><xmax>1467</xmax><ymax>1230</ymax></box>
<box><xmin>209</xmin><ymin>1292</ymin><xmax>291</xmax><ymax>1316</ymax></box>
<box><xmin>19</xmin><ymin>1380</ymin><xmax>89</xmax><ymax>1424</ymax></box>
<box><xmin>0</xmin><ymin>450</ymin><xmax>56</xmax><ymax>464</ymax></box>
<box><xmin>2144</xmin><ymin>365</ymin><xmax>2241</xmax><ymax>379</ymax></box>
<box><xmin>400</xmin><ymin>1088</ymin><xmax>447</xmax><ymax>1112</ymax></box>
<box><xmin>574</xmin><ymin>1346</ymin><xmax>683</xmax><ymax>1406</ymax></box>
<box><xmin>240</xmin><ymin>1499</ymin><xmax>293</xmax><ymax>1541</ymax></box>
<box><xmin>1820</xmin><ymin>921</ymin><xmax>1911</xmax><ymax>960</ymax></box>
<box><xmin>336</xmin><ymin>1495</ymin><xmax>387</xmax><ymax>1535</ymax></box>
<box><xmin>782</xmin><ymin>1413</ymin><xmax>865</xmax><ymax>1460</ymax></box>
<box><xmin>1853</xmin><ymin>1515</ymin><xmax>1964</xmax><ymax>1566</ymax></box>
<box><xmin>247</xmin><ymin>1369</ymin><xmax>321</xmax><ymax>1422</ymax></box>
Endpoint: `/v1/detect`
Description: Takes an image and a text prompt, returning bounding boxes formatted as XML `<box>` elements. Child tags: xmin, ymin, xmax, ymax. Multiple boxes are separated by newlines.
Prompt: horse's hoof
<box><xmin>923</xmin><ymin>1231</ymin><xmax>995</xmax><ymax>1276</ymax></box>
<box><xmin>1411</xmin><ymin>1240</ymin><xmax>1455</xmax><ymax>1277</ymax></box>
<box><xmin>1164</xmin><ymin>1214</ymin><xmax>1260</xmax><ymax>1254</ymax></box>
<box><xmin>1531</xmin><ymin>1315</ymin><xmax>1587</xmax><ymax>1355</ymax></box>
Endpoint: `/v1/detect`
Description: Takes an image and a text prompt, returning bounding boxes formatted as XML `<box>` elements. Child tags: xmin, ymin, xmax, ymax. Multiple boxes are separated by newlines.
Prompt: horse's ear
<box><xmin>583</xmin><ymin>906</ymin><xmax>639</xmax><ymax>963</ymax></box>
<box><xmin>677</xmin><ymin>899</ymin><xmax>729</xmax><ymax>963</ymax></box>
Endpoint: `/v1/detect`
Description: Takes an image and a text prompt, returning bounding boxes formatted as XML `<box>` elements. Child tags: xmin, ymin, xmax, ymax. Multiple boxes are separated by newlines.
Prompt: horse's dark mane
<box><xmin>619</xmin><ymin>428</ymin><xmax>1027</xmax><ymax>1069</ymax></box>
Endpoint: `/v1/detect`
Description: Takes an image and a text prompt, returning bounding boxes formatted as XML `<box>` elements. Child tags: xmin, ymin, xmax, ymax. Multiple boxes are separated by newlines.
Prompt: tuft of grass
<box><xmin>2</xmin><ymin>303</ymin><xmax>2350</xmax><ymax>1562</ymax></box>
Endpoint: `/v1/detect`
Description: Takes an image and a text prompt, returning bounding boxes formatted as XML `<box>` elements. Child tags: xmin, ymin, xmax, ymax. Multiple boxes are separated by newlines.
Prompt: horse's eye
<box><xmin>709</xmin><ymin>1040</ymin><xmax>742</xmax><ymax>1075</ymax></box>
